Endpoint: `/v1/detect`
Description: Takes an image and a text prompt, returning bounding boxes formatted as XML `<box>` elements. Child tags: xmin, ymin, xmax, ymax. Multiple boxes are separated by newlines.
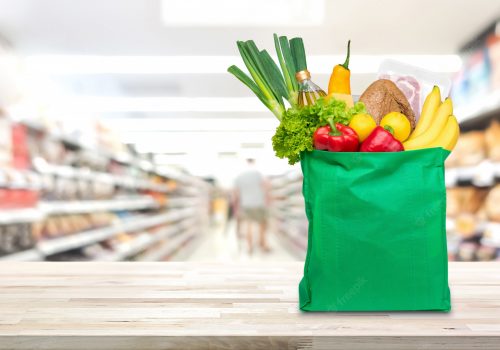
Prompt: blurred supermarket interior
<box><xmin>0</xmin><ymin>0</ymin><xmax>499</xmax><ymax>262</ymax></box>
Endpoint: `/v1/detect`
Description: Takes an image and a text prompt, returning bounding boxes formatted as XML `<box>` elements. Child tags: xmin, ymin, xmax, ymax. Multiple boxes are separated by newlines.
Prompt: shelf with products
<box><xmin>166</xmin><ymin>196</ymin><xmax>203</xmax><ymax>208</ymax></box>
<box><xmin>0</xmin><ymin>208</ymin><xmax>201</xmax><ymax>261</ymax></box>
<box><xmin>0</xmin><ymin>248</ymin><xmax>44</xmax><ymax>262</ymax></box>
<box><xmin>39</xmin><ymin>196</ymin><xmax>159</xmax><ymax>215</ymax></box>
<box><xmin>32</xmin><ymin>160</ymin><xmax>173</xmax><ymax>194</ymax></box>
<box><xmin>452</xmin><ymin>27</ymin><xmax>500</xmax><ymax>131</ymax></box>
<box><xmin>20</xmin><ymin>118</ymin><xmax>135</xmax><ymax>167</ymax></box>
<box><xmin>0</xmin><ymin>208</ymin><xmax>44</xmax><ymax>225</ymax></box>
<box><xmin>37</xmin><ymin>208</ymin><xmax>196</xmax><ymax>256</ymax></box>
<box><xmin>445</xmin><ymin>160</ymin><xmax>500</xmax><ymax>188</ymax></box>
<box><xmin>444</xmin><ymin>118</ymin><xmax>500</xmax><ymax>261</ymax></box>
<box><xmin>443</xmin><ymin>26</ymin><xmax>500</xmax><ymax>260</ymax></box>
<box><xmin>274</xmin><ymin>221</ymin><xmax>307</xmax><ymax>260</ymax></box>
<box><xmin>138</xmin><ymin>226</ymin><xmax>198</xmax><ymax>262</ymax></box>
<box><xmin>20</xmin><ymin>117</ymin><xmax>194</xmax><ymax>186</ymax></box>
<box><xmin>99</xmin><ymin>217</ymin><xmax>198</xmax><ymax>261</ymax></box>
<box><xmin>268</xmin><ymin>170</ymin><xmax>307</xmax><ymax>259</ymax></box>
<box><xmin>0</xmin><ymin>113</ymin><xmax>211</xmax><ymax>261</ymax></box>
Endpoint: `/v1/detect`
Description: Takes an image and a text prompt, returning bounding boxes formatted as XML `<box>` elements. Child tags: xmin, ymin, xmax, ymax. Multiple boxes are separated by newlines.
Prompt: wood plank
<box><xmin>0</xmin><ymin>262</ymin><xmax>498</xmax><ymax>349</ymax></box>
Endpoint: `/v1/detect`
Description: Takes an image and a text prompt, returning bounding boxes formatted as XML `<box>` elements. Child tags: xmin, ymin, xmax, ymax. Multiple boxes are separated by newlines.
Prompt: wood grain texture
<box><xmin>0</xmin><ymin>262</ymin><xmax>498</xmax><ymax>349</ymax></box>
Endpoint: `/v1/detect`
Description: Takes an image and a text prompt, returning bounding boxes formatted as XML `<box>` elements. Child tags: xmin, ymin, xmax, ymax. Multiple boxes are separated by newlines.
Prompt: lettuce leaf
<box><xmin>272</xmin><ymin>98</ymin><xmax>366</xmax><ymax>165</ymax></box>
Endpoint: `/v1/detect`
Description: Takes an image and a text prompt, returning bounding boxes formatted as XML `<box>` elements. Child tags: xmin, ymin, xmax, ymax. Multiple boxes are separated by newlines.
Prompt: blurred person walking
<box><xmin>234</xmin><ymin>158</ymin><xmax>270</xmax><ymax>254</ymax></box>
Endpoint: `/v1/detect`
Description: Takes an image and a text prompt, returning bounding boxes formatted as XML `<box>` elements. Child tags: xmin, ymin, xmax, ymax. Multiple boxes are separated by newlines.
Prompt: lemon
<box><xmin>349</xmin><ymin>113</ymin><xmax>377</xmax><ymax>142</ymax></box>
<box><xmin>380</xmin><ymin>112</ymin><xmax>411</xmax><ymax>142</ymax></box>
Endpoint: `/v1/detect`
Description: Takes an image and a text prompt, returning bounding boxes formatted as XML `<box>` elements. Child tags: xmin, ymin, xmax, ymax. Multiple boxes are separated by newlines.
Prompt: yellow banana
<box><xmin>425</xmin><ymin>115</ymin><xmax>460</xmax><ymax>151</ymax></box>
<box><xmin>403</xmin><ymin>98</ymin><xmax>453</xmax><ymax>150</ymax></box>
<box><xmin>409</xmin><ymin>86</ymin><xmax>441</xmax><ymax>139</ymax></box>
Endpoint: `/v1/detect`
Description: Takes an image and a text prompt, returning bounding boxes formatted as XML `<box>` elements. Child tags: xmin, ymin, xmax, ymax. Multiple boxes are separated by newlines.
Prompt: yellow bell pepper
<box><xmin>328</xmin><ymin>40</ymin><xmax>351</xmax><ymax>95</ymax></box>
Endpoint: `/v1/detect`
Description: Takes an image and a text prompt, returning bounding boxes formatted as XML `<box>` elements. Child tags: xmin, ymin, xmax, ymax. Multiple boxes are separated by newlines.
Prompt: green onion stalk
<box><xmin>227</xmin><ymin>34</ymin><xmax>303</xmax><ymax>120</ymax></box>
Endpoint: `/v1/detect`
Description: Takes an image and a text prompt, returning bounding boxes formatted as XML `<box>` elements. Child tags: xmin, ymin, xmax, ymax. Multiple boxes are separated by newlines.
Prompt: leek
<box><xmin>274</xmin><ymin>34</ymin><xmax>298</xmax><ymax>99</ymax></box>
<box><xmin>227</xmin><ymin>34</ymin><xmax>304</xmax><ymax>120</ymax></box>
<box><xmin>290</xmin><ymin>37</ymin><xmax>307</xmax><ymax>72</ymax></box>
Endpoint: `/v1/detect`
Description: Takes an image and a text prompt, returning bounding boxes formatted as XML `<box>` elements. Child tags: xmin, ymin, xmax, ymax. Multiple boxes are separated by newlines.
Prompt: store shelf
<box><xmin>446</xmin><ymin>161</ymin><xmax>500</xmax><ymax>187</ymax></box>
<box><xmin>269</xmin><ymin>170</ymin><xmax>302</xmax><ymax>188</ymax></box>
<box><xmin>37</xmin><ymin>208</ymin><xmax>195</xmax><ymax>256</ymax></box>
<box><xmin>0</xmin><ymin>168</ymin><xmax>42</xmax><ymax>190</ymax></box>
<box><xmin>270</xmin><ymin>206</ymin><xmax>306</xmax><ymax>220</ymax></box>
<box><xmin>100</xmin><ymin>218</ymin><xmax>197</xmax><ymax>261</ymax></box>
<box><xmin>0</xmin><ymin>208</ymin><xmax>44</xmax><ymax>225</ymax></box>
<box><xmin>482</xmin><ymin>222</ymin><xmax>500</xmax><ymax>248</ymax></box>
<box><xmin>39</xmin><ymin>196</ymin><xmax>159</xmax><ymax>215</ymax></box>
<box><xmin>166</xmin><ymin>197</ymin><xmax>202</xmax><ymax>208</ymax></box>
<box><xmin>0</xmin><ymin>248</ymin><xmax>44</xmax><ymax>262</ymax></box>
<box><xmin>0</xmin><ymin>197</ymin><xmax>161</xmax><ymax>225</ymax></box>
<box><xmin>269</xmin><ymin>169</ymin><xmax>307</xmax><ymax>259</ymax></box>
<box><xmin>22</xmin><ymin>120</ymin><xmax>134</xmax><ymax>166</ymax></box>
<box><xmin>99</xmin><ymin>233</ymin><xmax>157</xmax><ymax>262</ymax></box>
<box><xmin>2</xmin><ymin>113</ymin><xmax>210</xmax><ymax>262</ymax></box>
<box><xmin>270</xmin><ymin>180</ymin><xmax>302</xmax><ymax>198</ymax></box>
<box><xmin>274</xmin><ymin>228</ymin><xmax>307</xmax><ymax>260</ymax></box>
<box><xmin>22</xmin><ymin>119</ymin><xmax>197</xmax><ymax>185</ymax></box>
<box><xmin>139</xmin><ymin>228</ymin><xmax>196</xmax><ymax>261</ymax></box>
<box><xmin>33</xmin><ymin>160</ymin><xmax>172</xmax><ymax>193</ymax></box>
<box><xmin>455</xmin><ymin>90</ymin><xmax>500</xmax><ymax>131</ymax></box>
<box><xmin>445</xmin><ymin>216</ymin><xmax>500</xmax><ymax>248</ymax></box>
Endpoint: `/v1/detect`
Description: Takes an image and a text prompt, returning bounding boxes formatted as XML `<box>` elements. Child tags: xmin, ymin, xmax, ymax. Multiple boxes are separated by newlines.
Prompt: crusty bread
<box><xmin>359</xmin><ymin>79</ymin><xmax>416</xmax><ymax>129</ymax></box>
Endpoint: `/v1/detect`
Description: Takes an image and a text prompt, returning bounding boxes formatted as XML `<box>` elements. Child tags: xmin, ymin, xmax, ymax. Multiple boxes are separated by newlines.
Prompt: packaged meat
<box><xmin>378</xmin><ymin>59</ymin><xmax>452</xmax><ymax>121</ymax></box>
<box><xmin>378</xmin><ymin>74</ymin><xmax>421</xmax><ymax>118</ymax></box>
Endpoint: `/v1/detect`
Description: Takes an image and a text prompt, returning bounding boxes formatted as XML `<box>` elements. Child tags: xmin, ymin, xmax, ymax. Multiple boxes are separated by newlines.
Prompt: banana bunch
<box><xmin>403</xmin><ymin>86</ymin><xmax>460</xmax><ymax>151</ymax></box>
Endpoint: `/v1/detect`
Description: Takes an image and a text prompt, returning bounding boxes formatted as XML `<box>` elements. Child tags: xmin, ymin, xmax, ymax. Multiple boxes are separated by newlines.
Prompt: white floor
<box><xmin>187</xmin><ymin>220</ymin><xmax>298</xmax><ymax>262</ymax></box>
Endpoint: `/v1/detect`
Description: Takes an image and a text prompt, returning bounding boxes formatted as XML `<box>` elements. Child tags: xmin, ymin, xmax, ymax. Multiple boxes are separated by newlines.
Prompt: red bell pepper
<box><xmin>313</xmin><ymin>119</ymin><xmax>359</xmax><ymax>152</ymax></box>
<box><xmin>360</xmin><ymin>126</ymin><xmax>404</xmax><ymax>152</ymax></box>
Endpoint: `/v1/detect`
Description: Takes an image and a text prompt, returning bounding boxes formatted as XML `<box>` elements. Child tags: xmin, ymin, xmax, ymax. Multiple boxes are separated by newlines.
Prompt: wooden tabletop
<box><xmin>0</xmin><ymin>262</ymin><xmax>499</xmax><ymax>350</ymax></box>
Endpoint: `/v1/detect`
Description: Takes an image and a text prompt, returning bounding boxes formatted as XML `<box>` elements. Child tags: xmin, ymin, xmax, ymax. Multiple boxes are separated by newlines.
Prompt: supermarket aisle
<box><xmin>188</xmin><ymin>220</ymin><xmax>297</xmax><ymax>262</ymax></box>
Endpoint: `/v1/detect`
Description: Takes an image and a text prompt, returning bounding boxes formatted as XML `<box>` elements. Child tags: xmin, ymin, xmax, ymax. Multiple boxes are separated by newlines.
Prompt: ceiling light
<box><xmin>161</xmin><ymin>0</ymin><xmax>325</xmax><ymax>27</ymax></box>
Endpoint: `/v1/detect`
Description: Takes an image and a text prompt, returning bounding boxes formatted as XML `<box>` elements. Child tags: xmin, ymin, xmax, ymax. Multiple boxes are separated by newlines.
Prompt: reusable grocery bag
<box><xmin>299</xmin><ymin>148</ymin><xmax>451</xmax><ymax>312</ymax></box>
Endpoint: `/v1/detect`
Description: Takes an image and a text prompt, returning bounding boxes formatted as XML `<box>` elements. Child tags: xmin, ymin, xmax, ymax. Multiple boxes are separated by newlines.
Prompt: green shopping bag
<box><xmin>299</xmin><ymin>148</ymin><xmax>451</xmax><ymax>312</ymax></box>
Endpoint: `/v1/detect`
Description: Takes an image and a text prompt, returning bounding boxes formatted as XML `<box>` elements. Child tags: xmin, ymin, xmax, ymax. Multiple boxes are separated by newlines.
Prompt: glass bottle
<box><xmin>295</xmin><ymin>70</ymin><xmax>327</xmax><ymax>107</ymax></box>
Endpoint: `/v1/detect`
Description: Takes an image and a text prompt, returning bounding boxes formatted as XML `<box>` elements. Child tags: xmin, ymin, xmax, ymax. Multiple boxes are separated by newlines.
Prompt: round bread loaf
<box><xmin>359</xmin><ymin>79</ymin><xmax>416</xmax><ymax>129</ymax></box>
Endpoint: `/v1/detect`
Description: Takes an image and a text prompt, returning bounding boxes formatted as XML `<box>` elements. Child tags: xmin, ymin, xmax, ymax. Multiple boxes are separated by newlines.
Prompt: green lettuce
<box><xmin>272</xmin><ymin>98</ymin><xmax>366</xmax><ymax>165</ymax></box>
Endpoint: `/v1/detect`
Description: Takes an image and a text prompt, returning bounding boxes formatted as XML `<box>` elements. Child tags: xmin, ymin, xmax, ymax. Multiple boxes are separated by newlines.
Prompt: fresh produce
<box><xmin>273</xmin><ymin>98</ymin><xmax>366</xmax><ymax>164</ymax></box>
<box><xmin>328</xmin><ymin>40</ymin><xmax>351</xmax><ymax>95</ymax></box>
<box><xmin>228</xmin><ymin>34</ymin><xmax>302</xmax><ymax>120</ymax></box>
<box><xmin>349</xmin><ymin>113</ymin><xmax>377</xmax><ymax>142</ymax></box>
<box><xmin>273</xmin><ymin>34</ymin><xmax>299</xmax><ymax>106</ymax></box>
<box><xmin>424</xmin><ymin>115</ymin><xmax>460</xmax><ymax>151</ymax></box>
<box><xmin>228</xmin><ymin>34</ymin><xmax>459</xmax><ymax>161</ymax></box>
<box><xmin>409</xmin><ymin>85</ymin><xmax>441</xmax><ymax>139</ymax></box>
<box><xmin>327</xmin><ymin>40</ymin><xmax>354</xmax><ymax>108</ymax></box>
<box><xmin>313</xmin><ymin>121</ymin><xmax>359</xmax><ymax>152</ymax></box>
<box><xmin>291</xmin><ymin>38</ymin><xmax>326</xmax><ymax>107</ymax></box>
<box><xmin>380</xmin><ymin>112</ymin><xmax>411</xmax><ymax>142</ymax></box>
<box><xmin>360</xmin><ymin>126</ymin><xmax>404</xmax><ymax>152</ymax></box>
<box><xmin>359</xmin><ymin>79</ymin><xmax>416</xmax><ymax>129</ymax></box>
<box><xmin>403</xmin><ymin>98</ymin><xmax>453</xmax><ymax>150</ymax></box>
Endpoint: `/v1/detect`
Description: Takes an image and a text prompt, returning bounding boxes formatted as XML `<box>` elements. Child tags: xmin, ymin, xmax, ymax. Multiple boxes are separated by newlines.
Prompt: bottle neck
<box><xmin>295</xmin><ymin>69</ymin><xmax>311</xmax><ymax>83</ymax></box>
